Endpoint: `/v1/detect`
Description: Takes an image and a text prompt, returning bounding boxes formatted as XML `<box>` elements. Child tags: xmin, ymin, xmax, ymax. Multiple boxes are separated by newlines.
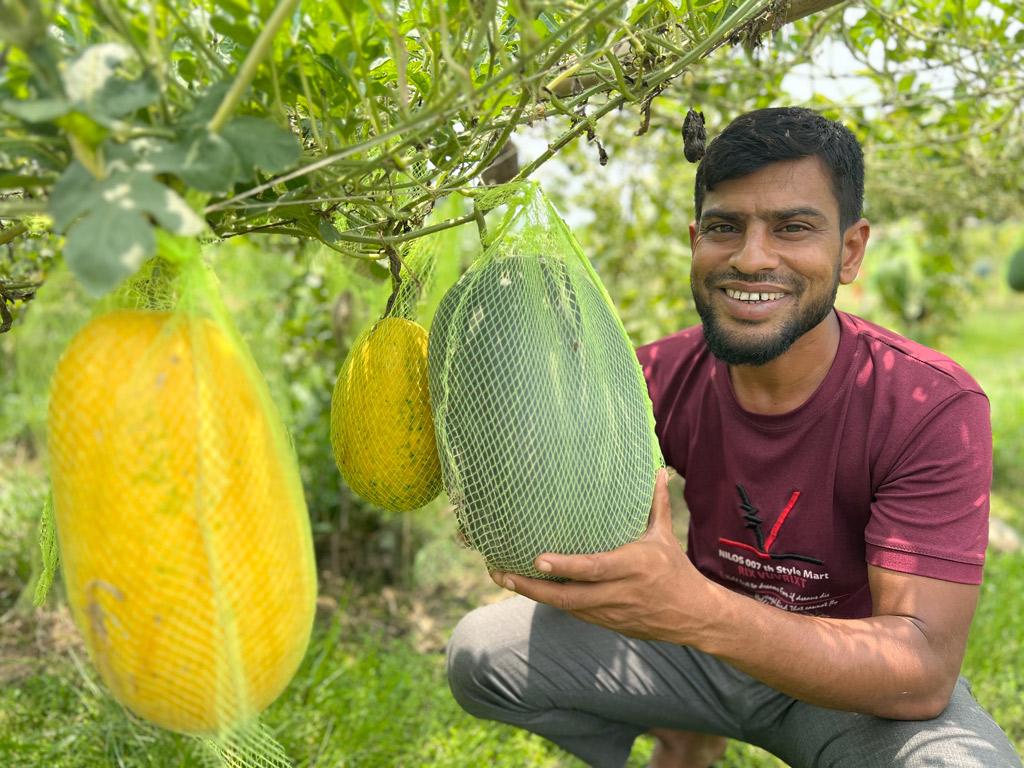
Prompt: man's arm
<box><xmin>492</xmin><ymin>470</ymin><xmax>979</xmax><ymax>720</ymax></box>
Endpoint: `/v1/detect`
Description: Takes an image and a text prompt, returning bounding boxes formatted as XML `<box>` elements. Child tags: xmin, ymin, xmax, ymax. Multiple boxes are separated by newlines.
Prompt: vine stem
<box><xmin>514</xmin><ymin>0</ymin><xmax>771</xmax><ymax>182</ymax></box>
<box><xmin>208</xmin><ymin>0</ymin><xmax>301</xmax><ymax>134</ymax></box>
<box><xmin>205</xmin><ymin>0</ymin><xmax>625</xmax><ymax>214</ymax></box>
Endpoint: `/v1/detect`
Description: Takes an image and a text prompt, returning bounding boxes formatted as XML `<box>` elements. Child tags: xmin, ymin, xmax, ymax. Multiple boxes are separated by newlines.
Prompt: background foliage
<box><xmin>2</xmin><ymin>0</ymin><xmax>1022</xmax><ymax>309</ymax></box>
<box><xmin>1</xmin><ymin>1</ymin><xmax>1022</xmax><ymax>765</ymax></box>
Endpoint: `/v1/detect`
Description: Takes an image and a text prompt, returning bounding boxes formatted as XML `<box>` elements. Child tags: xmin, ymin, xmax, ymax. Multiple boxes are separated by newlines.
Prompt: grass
<box><xmin>0</xmin><ymin>611</ymin><xmax>574</xmax><ymax>768</ymax></box>
<box><xmin>941</xmin><ymin>293</ymin><xmax>1024</xmax><ymax>755</ymax></box>
<box><xmin>1</xmin><ymin>587</ymin><xmax>794</xmax><ymax>768</ymax></box>
<box><xmin>2</xmin><ymin>548</ymin><xmax>1019</xmax><ymax>767</ymax></box>
<box><xmin>963</xmin><ymin>552</ymin><xmax>1024</xmax><ymax>749</ymax></box>
<box><xmin>934</xmin><ymin>292</ymin><xmax>1024</xmax><ymax>513</ymax></box>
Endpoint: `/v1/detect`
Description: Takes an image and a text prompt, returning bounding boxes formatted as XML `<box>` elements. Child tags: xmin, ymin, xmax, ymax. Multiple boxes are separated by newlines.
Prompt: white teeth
<box><xmin>725</xmin><ymin>288</ymin><xmax>785</xmax><ymax>302</ymax></box>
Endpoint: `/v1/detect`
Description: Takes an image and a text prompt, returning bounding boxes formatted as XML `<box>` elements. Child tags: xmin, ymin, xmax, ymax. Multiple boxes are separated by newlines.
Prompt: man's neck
<box><xmin>727</xmin><ymin>311</ymin><xmax>842</xmax><ymax>416</ymax></box>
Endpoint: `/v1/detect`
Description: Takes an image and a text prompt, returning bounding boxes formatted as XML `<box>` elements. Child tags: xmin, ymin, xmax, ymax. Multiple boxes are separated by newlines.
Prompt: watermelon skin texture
<box><xmin>428</xmin><ymin>254</ymin><xmax>660</xmax><ymax>579</ymax></box>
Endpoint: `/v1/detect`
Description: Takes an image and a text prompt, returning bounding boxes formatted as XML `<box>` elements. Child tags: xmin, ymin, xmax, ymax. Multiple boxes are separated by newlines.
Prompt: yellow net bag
<box><xmin>328</xmin><ymin>196</ymin><xmax>468</xmax><ymax>513</ymax></box>
<box><xmin>44</xmin><ymin>233</ymin><xmax>316</xmax><ymax>764</ymax></box>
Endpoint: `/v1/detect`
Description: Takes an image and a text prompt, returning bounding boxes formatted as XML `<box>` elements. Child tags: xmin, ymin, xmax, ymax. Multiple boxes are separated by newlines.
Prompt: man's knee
<box><xmin>446</xmin><ymin>599</ymin><xmax>534</xmax><ymax>717</ymax></box>
<box><xmin>446</xmin><ymin>606</ymin><xmax>495</xmax><ymax>713</ymax></box>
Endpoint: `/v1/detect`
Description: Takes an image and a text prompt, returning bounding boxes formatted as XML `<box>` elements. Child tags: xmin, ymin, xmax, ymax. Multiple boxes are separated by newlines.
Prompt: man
<box><xmin>445</xmin><ymin>107</ymin><xmax>1022</xmax><ymax>767</ymax></box>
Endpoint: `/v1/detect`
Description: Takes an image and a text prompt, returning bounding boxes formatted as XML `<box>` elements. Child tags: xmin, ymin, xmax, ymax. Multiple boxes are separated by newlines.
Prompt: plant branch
<box><xmin>208</xmin><ymin>0</ymin><xmax>300</xmax><ymax>134</ymax></box>
<box><xmin>786</xmin><ymin>0</ymin><xmax>848</xmax><ymax>24</ymax></box>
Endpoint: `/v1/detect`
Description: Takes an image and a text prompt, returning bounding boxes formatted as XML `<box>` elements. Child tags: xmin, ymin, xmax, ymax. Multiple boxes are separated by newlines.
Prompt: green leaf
<box><xmin>98</xmin><ymin>173</ymin><xmax>206</xmax><ymax>236</ymax></box>
<box><xmin>897</xmin><ymin>73</ymin><xmax>916</xmax><ymax>93</ymax></box>
<box><xmin>145</xmin><ymin>129</ymin><xmax>242</xmax><ymax>193</ymax></box>
<box><xmin>0</xmin><ymin>97</ymin><xmax>72</xmax><ymax>122</ymax></box>
<box><xmin>50</xmin><ymin>161</ymin><xmax>100</xmax><ymax>232</ymax></box>
<box><xmin>317</xmin><ymin>219</ymin><xmax>343</xmax><ymax>243</ymax></box>
<box><xmin>212</xmin><ymin>0</ymin><xmax>251</xmax><ymax>18</ymax></box>
<box><xmin>32</xmin><ymin>493</ymin><xmax>58</xmax><ymax>609</ymax></box>
<box><xmin>368</xmin><ymin>259</ymin><xmax>390</xmax><ymax>280</ymax></box>
<box><xmin>55</xmin><ymin>111</ymin><xmax>109</xmax><ymax>148</ymax></box>
<box><xmin>182</xmin><ymin>82</ymin><xmax>232</xmax><ymax>126</ymax></box>
<box><xmin>0</xmin><ymin>172</ymin><xmax>57</xmax><ymax>188</ymax></box>
<box><xmin>211</xmin><ymin>15</ymin><xmax>256</xmax><ymax>47</ymax></box>
<box><xmin>175</xmin><ymin>56</ymin><xmax>197</xmax><ymax>84</ymax></box>
<box><xmin>221</xmin><ymin>116</ymin><xmax>301</xmax><ymax>175</ymax></box>
<box><xmin>87</xmin><ymin>71</ymin><xmax>160</xmax><ymax>119</ymax></box>
<box><xmin>63</xmin><ymin>203</ymin><xmax>154</xmax><ymax>296</ymax></box>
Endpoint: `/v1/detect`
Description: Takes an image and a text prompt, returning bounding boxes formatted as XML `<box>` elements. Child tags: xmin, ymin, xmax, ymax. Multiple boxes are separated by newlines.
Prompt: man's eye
<box><xmin>706</xmin><ymin>223</ymin><xmax>737</xmax><ymax>234</ymax></box>
<box><xmin>780</xmin><ymin>223</ymin><xmax>808</xmax><ymax>233</ymax></box>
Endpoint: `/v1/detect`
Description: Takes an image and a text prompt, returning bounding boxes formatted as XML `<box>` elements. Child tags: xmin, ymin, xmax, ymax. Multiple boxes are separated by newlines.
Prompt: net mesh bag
<box><xmin>43</xmin><ymin>232</ymin><xmax>317</xmax><ymax>765</ymax></box>
<box><xmin>329</xmin><ymin>195</ymin><xmax>467</xmax><ymax>512</ymax></box>
<box><xmin>429</xmin><ymin>182</ymin><xmax>664</xmax><ymax>580</ymax></box>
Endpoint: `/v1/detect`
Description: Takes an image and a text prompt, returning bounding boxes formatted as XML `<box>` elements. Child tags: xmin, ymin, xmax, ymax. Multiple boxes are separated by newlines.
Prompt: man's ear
<box><xmin>839</xmin><ymin>218</ymin><xmax>870</xmax><ymax>285</ymax></box>
<box><xmin>689</xmin><ymin>221</ymin><xmax>698</xmax><ymax>250</ymax></box>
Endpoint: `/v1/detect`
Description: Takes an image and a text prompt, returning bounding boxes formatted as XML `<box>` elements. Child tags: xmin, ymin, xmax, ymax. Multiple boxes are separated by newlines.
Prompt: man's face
<box><xmin>689</xmin><ymin>156</ymin><xmax>864</xmax><ymax>366</ymax></box>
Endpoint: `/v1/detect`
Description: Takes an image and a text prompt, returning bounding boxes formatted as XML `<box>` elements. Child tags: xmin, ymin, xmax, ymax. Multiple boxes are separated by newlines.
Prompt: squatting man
<box><xmin>445</xmin><ymin>107</ymin><xmax>1022</xmax><ymax>768</ymax></box>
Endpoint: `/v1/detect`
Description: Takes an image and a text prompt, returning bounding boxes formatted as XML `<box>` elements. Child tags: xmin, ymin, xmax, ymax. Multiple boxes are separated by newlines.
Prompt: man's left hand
<box><xmin>489</xmin><ymin>468</ymin><xmax>712</xmax><ymax>643</ymax></box>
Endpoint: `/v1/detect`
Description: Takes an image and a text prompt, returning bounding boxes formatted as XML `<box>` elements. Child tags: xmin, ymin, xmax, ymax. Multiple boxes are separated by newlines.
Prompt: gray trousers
<box><xmin>446</xmin><ymin>595</ymin><xmax>1022</xmax><ymax>768</ymax></box>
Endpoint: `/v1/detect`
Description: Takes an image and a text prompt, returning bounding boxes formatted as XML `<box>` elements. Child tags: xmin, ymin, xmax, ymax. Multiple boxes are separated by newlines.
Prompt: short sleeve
<box><xmin>865</xmin><ymin>391</ymin><xmax>992</xmax><ymax>584</ymax></box>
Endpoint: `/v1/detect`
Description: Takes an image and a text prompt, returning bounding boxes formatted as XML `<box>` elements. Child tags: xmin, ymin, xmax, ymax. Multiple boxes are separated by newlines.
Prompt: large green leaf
<box><xmin>49</xmin><ymin>161</ymin><xmax>98</xmax><ymax>232</ymax></box>
<box><xmin>98</xmin><ymin>172</ymin><xmax>206</xmax><ymax>236</ymax></box>
<box><xmin>144</xmin><ymin>129</ymin><xmax>243</xmax><ymax>193</ymax></box>
<box><xmin>221</xmin><ymin>116</ymin><xmax>302</xmax><ymax>175</ymax></box>
<box><xmin>62</xmin><ymin>203</ymin><xmax>154</xmax><ymax>296</ymax></box>
<box><xmin>86</xmin><ymin>71</ymin><xmax>160</xmax><ymax>119</ymax></box>
<box><xmin>61</xmin><ymin>43</ymin><xmax>133</xmax><ymax>105</ymax></box>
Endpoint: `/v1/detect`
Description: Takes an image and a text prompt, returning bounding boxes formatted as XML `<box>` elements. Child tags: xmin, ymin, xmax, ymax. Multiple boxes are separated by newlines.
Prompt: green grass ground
<box><xmin>2</xmin><ymin>551</ymin><xmax>1021</xmax><ymax>767</ymax></box>
<box><xmin>1</xmin><ymin>294</ymin><xmax>1021</xmax><ymax>767</ymax></box>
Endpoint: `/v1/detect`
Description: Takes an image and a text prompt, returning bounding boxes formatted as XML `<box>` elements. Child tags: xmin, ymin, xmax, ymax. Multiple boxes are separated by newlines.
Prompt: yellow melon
<box><xmin>330</xmin><ymin>317</ymin><xmax>442</xmax><ymax>511</ymax></box>
<box><xmin>47</xmin><ymin>309</ymin><xmax>316</xmax><ymax>735</ymax></box>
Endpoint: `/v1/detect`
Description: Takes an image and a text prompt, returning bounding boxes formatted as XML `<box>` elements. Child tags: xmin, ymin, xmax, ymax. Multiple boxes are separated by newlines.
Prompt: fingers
<box><xmin>489</xmin><ymin>467</ymin><xmax>678</xmax><ymax>609</ymax></box>
<box><xmin>534</xmin><ymin>550</ymin><xmax>612</xmax><ymax>582</ymax></box>
<box><xmin>490</xmin><ymin>569</ymin><xmax>606</xmax><ymax>612</ymax></box>
<box><xmin>514</xmin><ymin>468</ymin><xmax>675</xmax><ymax>582</ymax></box>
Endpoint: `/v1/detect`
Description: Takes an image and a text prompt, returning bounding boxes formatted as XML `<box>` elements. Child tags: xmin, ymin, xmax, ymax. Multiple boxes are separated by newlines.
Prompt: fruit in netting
<box><xmin>330</xmin><ymin>317</ymin><xmax>443</xmax><ymax>511</ymax></box>
<box><xmin>428</xmin><ymin>254</ymin><xmax>659</xmax><ymax>579</ymax></box>
<box><xmin>47</xmin><ymin>309</ymin><xmax>316</xmax><ymax>735</ymax></box>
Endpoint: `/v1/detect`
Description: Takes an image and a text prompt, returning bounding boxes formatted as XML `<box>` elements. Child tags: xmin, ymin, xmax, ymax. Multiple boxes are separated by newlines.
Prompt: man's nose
<box><xmin>730</xmin><ymin>226</ymin><xmax>780</xmax><ymax>274</ymax></box>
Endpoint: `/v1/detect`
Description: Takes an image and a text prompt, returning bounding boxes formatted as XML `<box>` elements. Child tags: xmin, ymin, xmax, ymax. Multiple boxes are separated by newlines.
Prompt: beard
<box><xmin>693</xmin><ymin>269</ymin><xmax>839</xmax><ymax>366</ymax></box>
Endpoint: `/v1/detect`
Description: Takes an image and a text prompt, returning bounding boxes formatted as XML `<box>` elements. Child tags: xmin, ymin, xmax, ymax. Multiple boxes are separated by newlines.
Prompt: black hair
<box><xmin>694</xmin><ymin>107</ymin><xmax>864</xmax><ymax>232</ymax></box>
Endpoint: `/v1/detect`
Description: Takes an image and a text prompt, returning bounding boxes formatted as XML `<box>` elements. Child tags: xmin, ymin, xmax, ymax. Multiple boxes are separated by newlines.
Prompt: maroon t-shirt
<box><xmin>636</xmin><ymin>310</ymin><xmax>992</xmax><ymax>619</ymax></box>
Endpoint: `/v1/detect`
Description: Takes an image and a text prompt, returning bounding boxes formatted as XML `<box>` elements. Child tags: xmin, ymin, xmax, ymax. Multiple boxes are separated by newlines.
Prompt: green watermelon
<box><xmin>428</xmin><ymin>253</ymin><xmax>661</xmax><ymax>580</ymax></box>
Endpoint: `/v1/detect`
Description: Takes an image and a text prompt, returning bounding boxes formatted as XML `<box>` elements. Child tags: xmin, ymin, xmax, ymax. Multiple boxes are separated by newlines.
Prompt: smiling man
<box><xmin>445</xmin><ymin>108</ymin><xmax>1022</xmax><ymax>768</ymax></box>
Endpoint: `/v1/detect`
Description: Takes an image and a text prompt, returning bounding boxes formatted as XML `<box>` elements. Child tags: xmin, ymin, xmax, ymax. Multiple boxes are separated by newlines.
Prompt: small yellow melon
<box><xmin>330</xmin><ymin>317</ymin><xmax>442</xmax><ymax>511</ymax></box>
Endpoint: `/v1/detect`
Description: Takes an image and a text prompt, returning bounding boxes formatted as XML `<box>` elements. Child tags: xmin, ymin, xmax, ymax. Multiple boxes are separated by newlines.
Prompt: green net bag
<box><xmin>329</xmin><ymin>195</ymin><xmax>468</xmax><ymax>513</ymax></box>
<box><xmin>428</xmin><ymin>182</ymin><xmax>663</xmax><ymax>580</ymax></box>
<box><xmin>43</xmin><ymin>232</ymin><xmax>316</xmax><ymax>765</ymax></box>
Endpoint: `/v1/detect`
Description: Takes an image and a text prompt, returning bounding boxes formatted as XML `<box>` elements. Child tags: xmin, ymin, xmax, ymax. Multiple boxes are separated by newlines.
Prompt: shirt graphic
<box><xmin>718</xmin><ymin>484</ymin><xmax>823</xmax><ymax>566</ymax></box>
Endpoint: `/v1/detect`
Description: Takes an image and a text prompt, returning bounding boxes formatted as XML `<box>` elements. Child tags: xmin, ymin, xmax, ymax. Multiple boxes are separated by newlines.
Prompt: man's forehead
<box><xmin>701</xmin><ymin>157</ymin><xmax>837</xmax><ymax>218</ymax></box>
